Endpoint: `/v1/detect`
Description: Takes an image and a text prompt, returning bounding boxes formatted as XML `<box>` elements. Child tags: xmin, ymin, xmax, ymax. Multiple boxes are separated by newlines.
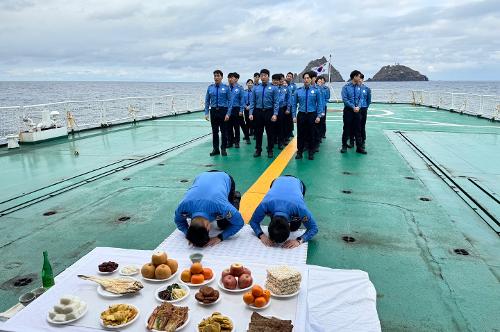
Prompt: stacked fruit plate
<box><xmin>178</xmin><ymin>262</ymin><xmax>214</xmax><ymax>287</ymax></box>
<box><xmin>218</xmin><ymin>263</ymin><xmax>253</xmax><ymax>292</ymax></box>
<box><xmin>141</xmin><ymin>252</ymin><xmax>179</xmax><ymax>282</ymax></box>
<box><xmin>243</xmin><ymin>285</ymin><xmax>271</xmax><ymax>310</ymax></box>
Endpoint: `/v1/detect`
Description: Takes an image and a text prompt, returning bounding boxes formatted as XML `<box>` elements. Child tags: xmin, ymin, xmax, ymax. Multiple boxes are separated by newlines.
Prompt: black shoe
<box><xmin>314</xmin><ymin>147</ymin><xmax>319</xmax><ymax>153</ymax></box>
<box><xmin>209</xmin><ymin>150</ymin><xmax>220</xmax><ymax>156</ymax></box>
<box><xmin>235</xmin><ymin>143</ymin><xmax>240</xmax><ymax>148</ymax></box>
<box><xmin>347</xmin><ymin>143</ymin><xmax>354</xmax><ymax>149</ymax></box>
<box><xmin>268</xmin><ymin>151</ymin><xmax>274</xmax><ymax>158</ymax></box>
<box><xmin>253</xmin><ymin>151</ymin><xmax>261</xmax><ymax>157</ymax></box>
<box><xmin>278</xmin><ymin>144</ymin><xmax>284</xmax><ymax>150</ymax></box>
<box><xmin>295</xmin><ymin>152</ymin><xmax>303</xmax><ymax>159</ymax></box>
<box><xmin>221</xmin><ymin>150</ymin><xmax>227</xmax><ymax>156</ymax></box>
<box><xmin>322</xmin><ymin>136</ymin><xmax>326</xmax><ymax>139</ymax></box>
<box><xmin>340</xmin><ymin>146</ymin><xmax>347</xmax><ymax>153</ymax></box>
<box><xmin>356</xmin><ymin>148</ymin><xmax>367</xmax><ymax>154</ymax></box>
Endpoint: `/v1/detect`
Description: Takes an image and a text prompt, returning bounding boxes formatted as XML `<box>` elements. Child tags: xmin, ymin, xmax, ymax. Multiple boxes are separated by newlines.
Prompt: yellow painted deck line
<box><xmin>239</xmin><ymin>138</ymin><xmax>297</xmax><ymax>223</ymax></box>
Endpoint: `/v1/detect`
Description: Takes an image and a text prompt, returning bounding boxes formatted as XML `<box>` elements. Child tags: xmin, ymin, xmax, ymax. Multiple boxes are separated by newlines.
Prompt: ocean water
<box><xmin>0</xmin><ymin>81</ymin><xmax>499</xmax><ymax>107</ymax></box>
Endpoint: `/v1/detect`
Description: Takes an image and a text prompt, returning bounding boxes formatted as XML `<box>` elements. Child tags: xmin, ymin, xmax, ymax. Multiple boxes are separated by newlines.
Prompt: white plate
<box><xmin>155</xmin><ymin>284</ymin><xmax>190</xmax><ymax>303</ymax></box>
<box><xmin>100</xmin><ymin>304</ymin><xmax>139</xmax><ymax>329</ymax></box>
<box><xmin>270</xmin><ymin>288</ymin><xmax>300</xmax><ymax>298</ymax></box>
<box><xmin>97</xmin><ymin>277</ymin><xmax>141</xmax><ymax>298</ymax></box>
<box><xmin>247</xmin><ymin>300</ymin><xmax>271</xmax><ymax>310</ymax></box>
<box><xmin>143</xmin><ymin>270</ymin><xmax>178</xmax><ymax>283</ymax></box>
<box><xmin>145</xmin><ymin>311</ymin><xmax>190</xmax><ymax>331</ymax></box>
<box><xmin>47</xmin><ymin>304</ymin><xmax>88</xmax><ymax>325</ymax></box>
<box><xmin>195</xmin><ymin>316</ymin><xmax>234</xmax><ymax>331</ymax></box>
<box><xmin>97</xmin><ymin>269</ymin><xmax>117</xmax><ymax>275</ymax></box>
<box><xmin>195</xmin><ymin>294</ymin><xmax>221</xmax><ymax>306</ymax></box>
<box><xmin>217</xmin><ymin>278</ymin><xmax>254</xmax><ymax>293</ymax></box>
<box><xmin>119</xmin><ymin>266</ymin><xmax>139</xmax><ymax>276</ymax></box>
<box><xmin>178</xmin><ymin>274</ymin><xmax>214</xmax><ymax>287</ymax></box>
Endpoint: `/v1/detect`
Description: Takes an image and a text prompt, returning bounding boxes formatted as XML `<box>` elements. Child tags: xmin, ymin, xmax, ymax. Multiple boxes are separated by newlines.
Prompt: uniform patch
<box><xmin>226</xmin><ymin>211</ymin><xmax>232</xmax><ymax>219</ymax></box>
<box><xmin>302</xmin><ymin>216</ymin><xmax>309</xmax><ymax>222</ymax></box>
<box><xmin>222</xmin><ymin>88</ymin><xmax>225</xmax><ymax>91</ymax></box>
<box><xmin>268</xmin><ymin>86</ymin><xmax>272</xmax><ymax>90</ymax></box>
<box><xmin>235</xmin><ymin>89</ymin><xmax>239</xmax><ymax>92</ymax></box>
<box><xmin>311</xmin><ymin>90</ymin><xmax>315</xmax><ymax>94</ymax></box>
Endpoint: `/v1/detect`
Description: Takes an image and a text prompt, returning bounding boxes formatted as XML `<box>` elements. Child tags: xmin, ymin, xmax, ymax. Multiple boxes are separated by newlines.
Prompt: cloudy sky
<box><xmin>0</xmin><ymin>0</ymin><xmax>499</xmax><ymax>81</ymax></box>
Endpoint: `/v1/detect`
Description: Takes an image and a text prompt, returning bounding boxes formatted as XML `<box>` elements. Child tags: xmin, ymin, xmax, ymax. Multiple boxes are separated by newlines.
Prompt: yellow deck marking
<box><xmin>240</xmin><ymin>138</ymin><xmax>297</xmax><ymax>223</ymax></box>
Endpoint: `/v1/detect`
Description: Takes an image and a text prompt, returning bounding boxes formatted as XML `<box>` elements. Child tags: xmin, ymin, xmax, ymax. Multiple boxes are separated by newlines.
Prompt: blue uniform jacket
<box><xmin>278</xmin><ymin>86</ymin><xmax>291</xmax><ymax>109</ymax></box>
<box><xmin>229</xmin><ymin>84</ymin><xmax>244</xmax><ymax>114</ymax></box>
<box><xmin>242</xmin><ymin>89</ymin><xmax>253</xmax><ymax>109</ymax></box>
<box><xmin>321</xmin><ymin>85</ymin><xmax>331</xmax><ymax>104</ymax></box>
<box><xmin>288</xmin><ymin>82</ymin><xmax>297</xmax><ymax>96</ymax></box>
<box><xmin>249</xmin><ymin>176</ymin><xmax>318</xmax><ymax>242</ymax></box>
<box><xmin>290</xmin><ymin>85</ymin><xmax>322</xmax><ymax>118</ymax></box>
<box><xmin>174</xmin><ymin>172</ymin><xmax>244</xmax><ymax>241</ymax></box>
<box><xmin>359</xmin><ymin>84</ymin><xmax>372</xmax><ymax>108</ymax></box>
<box><xmin>341</xmin><ymin>82</ymin><xmax>362</xmax><ymax>109</ymax></box>
<box><xmin>204</xmin><ymin>83</ymin><xmax>232</xmax><ymax>116</ymax></box>
<box><xmin>249</xmin><ymin>83</ymin><xmax>280</xmax><ymax>116</ymax></box>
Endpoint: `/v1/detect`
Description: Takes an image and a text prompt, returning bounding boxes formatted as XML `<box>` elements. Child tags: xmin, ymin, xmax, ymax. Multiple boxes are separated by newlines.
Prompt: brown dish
<box><xmin>247</xmin><ymin>312</ymin><xmax>293</xmax><ymax>332</ymax></box>
<box><xmin>146</xmin><ymin>302</ymin><xmax>188</xmax><ymax>332</ymax></box>
<box><xmin>195</xmin><ymin>286</ymin><xmax>220</xmax><ymax>304</ymax></box>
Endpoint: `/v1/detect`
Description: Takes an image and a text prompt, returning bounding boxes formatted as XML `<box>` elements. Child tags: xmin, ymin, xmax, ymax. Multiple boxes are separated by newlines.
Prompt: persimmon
<box><xmin>180</xmin><ymin>269</ymin><xmax>191</xmax><ymax>282</ymax></box>
<box><xmin>262</xmin><ymin>290</ymin><xmax>271</xmax><ymax>302</ymax></box>
<box><xmin>254</xmin><ymin>296</ymin><xmax>267</xmax><ymax>308</ymax></box>
<box><xmin>243</xmin><ymin>292</ymin><xmax>255</xmax><ymax>305</ymax></box>
<box><xmin>191</xmin><ymin>273</ymin><xmax>205</xmax><ymax>284</ymax></box>
<box><xmin>251</xmin><ymin>285</ymin><xmax>263</xmax><ymax>298</ymax></box>
<box><xmin>202</xmin><ymin>268</ymin><xmax>213</xmax><ymax>280</ymax></box>
<box><xmin>190</xmin><ymin>262</ymin><xmax>203</xmax><ymax>274</ymax></box>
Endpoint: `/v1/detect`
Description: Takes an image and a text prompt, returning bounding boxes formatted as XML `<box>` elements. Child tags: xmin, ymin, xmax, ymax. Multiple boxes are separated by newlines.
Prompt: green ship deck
<box><xmin>0</xmin><ymin>103</ymin><xmax>499</xmax><ymax>331</ymax></box>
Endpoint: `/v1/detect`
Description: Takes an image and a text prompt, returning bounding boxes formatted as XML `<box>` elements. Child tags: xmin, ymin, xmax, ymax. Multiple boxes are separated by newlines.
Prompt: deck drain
<box><xmin>43</xmin><ymin>210</ymin><xmax>57</xmax><ymax>216</ymax></box>
<box><xmin>453</xmin><ymin>248</ymin><xmax>469</xmax><ymax>256</ymax></box>
<box><xmin>204</xmin><ymin>164</ymin><xmax>216</xmax><ymax>167</ymax></box>
<box><xmin>14</xmin><ymin>278</ymin><xmax>33</xmax><ymax>287</ymax></box>
<box><xmin>180</xmin><ymin>179</ymin><xmax>189</xmax><ymax>183</ymax></box>
<box><xmin>342</xmin><ymin>236</ymin><xmax>356</xmax><ymax>243</ymax></box>
<box><xmin>405</xmin><ymin>176</ymin><xmax>416</xmax><ymax>180</ymax></box>
<box><xmin>419</xmin><ymin>197</ymin><xmax>432</xmax><ymax>201</ymax></box>
<box><xmin>341</xmin><ymin>190</ymin><xmax>352</xmax><ymax>194</ymax></box>
<box><xmin>342</xmin><ymin>171</ymin><xmax>352</xmax><ymax>175</ymax></box>
<box><xmin>117</xmin><ymin>216</ymin><xmax>131</xmax><ymax>222</ymax></box>
<box><xmin>158</xmin><ymin>163</ymin><xmax>165</xmax><ymax>166</ymax></box>
<box><xmin>122</xmin><ymin>177</ymin><xmax>131</xmax><ymax>181</ymax></box>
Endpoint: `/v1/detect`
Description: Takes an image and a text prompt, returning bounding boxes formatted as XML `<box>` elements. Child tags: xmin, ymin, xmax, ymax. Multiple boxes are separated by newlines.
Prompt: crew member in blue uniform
<box><xmin>316</xmin><ymin>76</ymin><xmax>330</xmax><ymax>141</ymax></box>
<box><xmin>204</xmin><ymin>70</ymin><xmax>232</xmax><ymax>156</ymax></box>
<box><xmin>249</xmin><ymin>175</ymin><xmax>318</xmax><ymax>249</ymax></box>
<box><xmin>358</xmin><ymin>73</ymin><xmax>371</xmax><ymax>149</ymax></box>
<box><xmin>273</xmin><ymin>73</ymin><xmax>289</xmax><ymax>150</ymax></box>
<box><xmin>249</xmin><ymin>69</ymin><xmax>279</xmax><ymax>158</ymax></box>
<box><xmin>291</xmin><ymin>72</ymin><xmax>322</xmax><ymax>160</ymax></box>
<box><xmin>253</xmin><ymin>72</ymin><xmax>260</xmax><ymax>86</ymax></box>
<box><xmin>285</xmin><ymin>72</ymin><xmax>297</xmax><ymax>141</ymax></box>
<box><xmin>242</xmin><ymin>78</ymin><xmax>254</xmax><ymax>141</ymax></box>
<box><xmin>174</xmin><ymin>171</ymin><xmax>244</xmax><ymax>247</ymax></box>
<box><xmin>340</xmin><ymin>70</ymin><xmax>366</xmax><ymax>154</ymax></box>
<box><xmin>309</xmin><ymin>71</ymin><xmax>324</xmax><ymax>152</ymax></box>
<box><xmin>227</xmin><ymin>72</ymin><xmax>248</xmax><ymax>148</ymax></box>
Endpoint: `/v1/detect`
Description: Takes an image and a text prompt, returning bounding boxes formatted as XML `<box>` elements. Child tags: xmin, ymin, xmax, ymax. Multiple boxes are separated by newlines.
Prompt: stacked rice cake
<box><xmin>265</xmin><ymin>265</ymin><xmax>301</xmax><ymax>295</ymax></box>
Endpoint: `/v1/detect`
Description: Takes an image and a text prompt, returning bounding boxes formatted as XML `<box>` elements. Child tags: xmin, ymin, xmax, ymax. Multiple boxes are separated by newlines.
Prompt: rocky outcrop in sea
<box><xmin>368</xmin><ymin>65</ymin><xmax>428</xmax><ymax>81</ymax></box>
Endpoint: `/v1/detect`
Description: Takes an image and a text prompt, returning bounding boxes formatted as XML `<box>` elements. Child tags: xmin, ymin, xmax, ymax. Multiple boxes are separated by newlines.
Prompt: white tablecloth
<box><xmin>155</xmin><ymin>225</ymin><xmax>308</xmax><ymax>265</ymax></box>
<box><xmin>2</xmin><ymin>247</ymin><xmax>380</xmax><ymax>332</ymax></box>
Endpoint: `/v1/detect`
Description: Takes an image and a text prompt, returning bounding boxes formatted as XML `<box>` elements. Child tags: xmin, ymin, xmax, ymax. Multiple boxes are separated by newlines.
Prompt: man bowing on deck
<box><xmin>174</xmin><ymin>171</ymin><xmax>244</xmax><ymax>247</ymax></box>
<box><xmin>249</xmin><ymin>176</ymin><xmax>318</xmax><ymax>249</ymax></box>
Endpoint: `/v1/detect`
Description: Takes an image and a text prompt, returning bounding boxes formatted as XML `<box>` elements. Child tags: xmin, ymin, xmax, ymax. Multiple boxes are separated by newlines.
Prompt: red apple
<box><xmin>222</xmin><ymin>275</ymin><xmax>237</xmax><ymax>289</ymax></box>
<box><xmin>238</xmin><ymin>273</ymin><xmax>253</xmax><ymax>289</ymax></box>
<box><xmin>242</xmin><ymin>267</ymin><xmax>252</xmax><ymax>276</ymax></box>
<box><xmin>230</xmin><ymin>263</ymin><xmax>244</xmax><ymax>277</ymax></box>
<box><xmin>221</xmin><ymin>268</ymin><xmax>231</xmax><ymax>279</ymax></box>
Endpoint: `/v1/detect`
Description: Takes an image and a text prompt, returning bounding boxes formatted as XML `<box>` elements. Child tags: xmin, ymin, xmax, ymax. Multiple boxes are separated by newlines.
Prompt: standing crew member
<box><xmin>242</xmin><ymin>79</ymin><xmax>254</xmax><ymax>141</ymax></box>
<box><xmin>291</xmin><ymin>72</ymin><xmax>322</xmax><ymax>160</ymax></box>
<box><xmin>227</xmin><ymin>73</ymin><xmax>247</xmax><ymax>148</ymax></box>
<box><xmin>340</xmin><ymin>70</ymin><xmax>366</xmax><ymax>154</ymax></box>
<box><xmin>358</xmin><ymin>73</ymin><xmax>371</xmax><ymax>149</ymax></box>
<box><xmin>253</xmin><ymin>72</ymin><xmax>260</xmax><ymax>86</ymax></box>
<box><xmin>249</xmin><ymin>69</ymin><xmax>279</xmax><ymax>158</ymax></box>
<box><xmin>316</xmin><ymin>76</ymin><xmax>330</xmax><ymax>141</ymax></box>
<box><xmin>174</xmin><ymin>171</ymin><xmax>244</xmax><ymax>247</ymax></box>
<box><xmin>275</xmin><ymin>74</ymin><xmax>290</xmax><ymax>149</ymax></box>
<box><xmin>249</xmin><ymin>175</ymin><xmax>318</xmax><ymax>249</ymax></box>
<box><xmin>285</xmin><ymin>72</ymin><xmax>297</xmax><ymax>140</ymax></box>
<box><xmin>205</xmin><ymin>70</ymin><xmax>232</xmax><ymax>156</ymax></box>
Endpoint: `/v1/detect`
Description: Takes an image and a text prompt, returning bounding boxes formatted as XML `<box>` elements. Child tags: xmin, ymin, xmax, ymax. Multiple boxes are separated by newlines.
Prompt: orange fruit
<box><xmin>191</xmin><ymin>273</ymin><xmax>205</xmax><ymax>284</ymax></box>
<box><xmin>262</xmin><ymin>290</ymin><xmax>271</xmax><ymax>302</ymax></box>
<box><xmin>180</xmin><ymin>269</ymin><xmax>191</xmax><ymax>282</ymax></box>
<box><xmin>190</xmin><ymin>262</ymin><xmax>203</xmax><ymax>274</ymax></box>
<box><xmin>243</xmin><ymin>292</ymin><xmax>255</xmax><ymax>305</ymax></box>
<box><xmin>202</xmin><ymin>268</ymin><xmax>213</xmax><ymax>280</ymax></box>
<box><xmin>254</xmin><ymin>296</ymin><xmax>267</xmax><ymax>308</ymax></box>
<box><xmin>251</xmin><ymin>285</ymin><xmax>263</xmax><ymax>298</ymax></box>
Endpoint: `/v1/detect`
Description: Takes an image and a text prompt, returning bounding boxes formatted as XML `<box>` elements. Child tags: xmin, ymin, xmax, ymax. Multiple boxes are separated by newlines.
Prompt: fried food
<box><xmin>146</xmin><ymin>302</ymin><xmax>189</xmax><ymax>332</ymax></box>
<box><xmin>198</xmin><ymin>312</ymin><xmax>233</xmax><ymax>332</ymax></box>
<box><xmin>100</xmin><ymin>304</ymin><xmax>138</xmax><ymax>327</ymax></box>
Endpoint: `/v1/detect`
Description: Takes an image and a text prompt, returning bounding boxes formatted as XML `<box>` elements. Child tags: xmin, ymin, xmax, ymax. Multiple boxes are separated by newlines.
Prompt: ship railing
<box><xmin>0</xmin><ymin>94</ymin><xmax>204</xmax><ymax>144</ymax></box>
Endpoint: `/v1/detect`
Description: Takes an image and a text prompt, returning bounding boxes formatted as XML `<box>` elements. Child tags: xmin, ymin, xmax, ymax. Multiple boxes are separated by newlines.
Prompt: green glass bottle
<box><xmin>42</xmin><ymin>251</ymin><xmax>55</xmax><ymax>288</ymax></box>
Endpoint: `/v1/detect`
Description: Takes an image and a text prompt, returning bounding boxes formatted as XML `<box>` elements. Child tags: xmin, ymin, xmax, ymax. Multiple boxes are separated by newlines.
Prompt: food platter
<box><xmin>99</xmin><ymin>304</ymin><xmax>140</xmax><ymax>329</ymax></box>
<box><xmin>96</xmin><ymin>277</ymin><xmax>141</xmax><ymax>298</ymax></box>
<box><xmin>217</xmin><ymin>278</ymin><xmax>254</xmax><ymax>293</ymax></box>
<box><xmin>178</xmin><ymin>274</ymin><xmax>214</xmax><ymax>287</ymax></box>
<box><xmin>142</xmin><ymin>270</ymin><xmax>178</xmax><ymax>282</ymax></box>
<box><xmin>154</xmin><ymin>283</ymin><xmax>190</xmax><ymax>303</ymax></box>
<box><xmin>247</xmin><ymin>300</ymin><xmax>271</xmax><ymax>310</ymax></box>
<box><xmin>196</xmin><ymin>313</ymin><xmax>235</xmax><ymax>332</ymax></box>
<box><xmin>119</xmin><ymin>266</ymin><xmax>139</xmax><ymax>276</ymax></box>
<box><xmin>46</xmin><ymin>304</ymin><xmax>88</xmax><ymax>325</ymax></box>
<box><xmin>196</xmin><ymin>295</ymin><xmax>221</xmax><ymax>306</ymax></box>
<box><xmin>269</xmin><ymin>288</ymin><xmax>300</xmax><ymax>298</ymax></box>
<box><xmin>146</xmin><ymin>314</ymin><xmax>190</xmax><ymax>331</ymax></box>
